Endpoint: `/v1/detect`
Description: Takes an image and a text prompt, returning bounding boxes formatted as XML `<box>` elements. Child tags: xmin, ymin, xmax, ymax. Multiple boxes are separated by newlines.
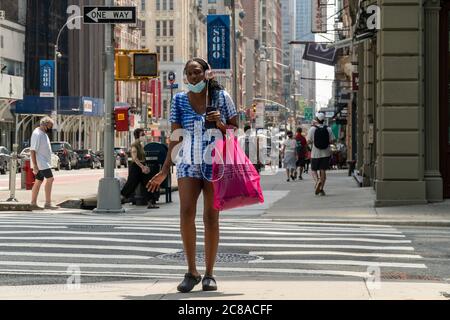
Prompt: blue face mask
<box><xmin>187</xmin><ymin>80</ymin><xmax>206</xmax><ymax>93</ymax></box>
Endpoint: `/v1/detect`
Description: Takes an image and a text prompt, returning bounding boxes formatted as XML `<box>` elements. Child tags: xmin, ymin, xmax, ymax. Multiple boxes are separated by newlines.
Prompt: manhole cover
<box><xmin>157</xmin><ymin>252</ymin><xmax>261</xmax><ymax>263</ymax></box>
<box><xmin>381</xmin><ymin>272</ymin><xmax>441</xmax><ymax>281</ymax></box>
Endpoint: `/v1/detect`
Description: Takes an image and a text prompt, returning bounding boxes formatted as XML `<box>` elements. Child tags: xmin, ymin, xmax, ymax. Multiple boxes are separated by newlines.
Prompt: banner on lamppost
<box><xmin>39</xmin><ymin>60</ymin><xmax>55</xmax><ymax>98</ymax></box>
<box><xmin>207</xmin><ymin>15</ymin><xmax>231</xmax><ymax>73</ymax></box>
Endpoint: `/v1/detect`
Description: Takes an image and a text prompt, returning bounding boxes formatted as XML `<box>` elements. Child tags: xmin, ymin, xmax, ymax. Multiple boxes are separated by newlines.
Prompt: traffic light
<box><xmin>115</xmin><ymin>52</ymin><xmax>131</xmax><ymax>80</ymax></box>
<box><xmin>133</xmin><ymin>53</ymin><xmax>158</xmax><ymax>78</ymax></box>
<box><xmin>252</xmin><ymin>104</ymin><xmax>257</xmax><ymax>113</ymax></box>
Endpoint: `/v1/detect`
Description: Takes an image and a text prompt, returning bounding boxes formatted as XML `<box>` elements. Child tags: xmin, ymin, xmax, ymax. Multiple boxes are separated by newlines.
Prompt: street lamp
<box><xmin>53</xmin><ymin>15</ymin><xmax>82</xmax><ymax>142</ymax></box>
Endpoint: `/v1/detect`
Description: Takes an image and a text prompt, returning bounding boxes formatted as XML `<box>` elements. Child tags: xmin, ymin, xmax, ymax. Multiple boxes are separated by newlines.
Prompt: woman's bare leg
<box><xmin>202</xmin><ymin>180</ymin><xmax>220</xmax><ymax>276</ymax></box>
<box><xmin>178</xmin><ymin>178</ymin><xmax>203</xmax><ymax>276</ymax></box>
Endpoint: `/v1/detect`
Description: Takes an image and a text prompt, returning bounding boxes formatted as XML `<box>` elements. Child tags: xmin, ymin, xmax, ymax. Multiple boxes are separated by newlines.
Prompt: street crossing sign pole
<box><xmin>92</xmin><ymin>3</ymin><xmax>137</xmax><ymax>214</ymax></box>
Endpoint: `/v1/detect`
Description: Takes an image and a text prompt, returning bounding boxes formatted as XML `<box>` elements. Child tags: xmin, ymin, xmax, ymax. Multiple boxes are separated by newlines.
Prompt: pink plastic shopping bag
<box><xmin>211</xmin><ymin>134</ymin><xmax>264</xmax><ymax>211</ymax></box>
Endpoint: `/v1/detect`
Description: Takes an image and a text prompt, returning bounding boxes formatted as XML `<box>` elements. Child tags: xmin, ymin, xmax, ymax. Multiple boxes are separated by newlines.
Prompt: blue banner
<box><xmin>207</xmin><ymin>15</ymin><xmax>231</xmax><ymax>70</ymax></box>
<box><xmin>40</xmin><ymin>60</ymin><xmax>55</xmax><ymax>97</ymax></box>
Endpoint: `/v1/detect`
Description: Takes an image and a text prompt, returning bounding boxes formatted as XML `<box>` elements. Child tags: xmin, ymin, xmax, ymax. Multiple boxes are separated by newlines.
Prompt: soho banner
<box><xmin>207</xmin><ymin>15</ymin><xmax>231</xmax><ymax>71</ymax></box>
<box><xmin>39</xmin><ymin>60</ymin><xmax>55</xmax><ymax>97</ymax></box>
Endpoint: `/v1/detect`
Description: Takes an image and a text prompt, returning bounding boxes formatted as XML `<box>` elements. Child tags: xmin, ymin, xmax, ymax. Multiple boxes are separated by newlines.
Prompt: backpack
<box><xmin>295</xmin><ymin>139</ymin><xmax>303</xmax><ymax>154</ymax></box>
<box><xmin>314</xmin><ymin>126</ymin><xmax>330</xmax><ymax>150</ymax></box>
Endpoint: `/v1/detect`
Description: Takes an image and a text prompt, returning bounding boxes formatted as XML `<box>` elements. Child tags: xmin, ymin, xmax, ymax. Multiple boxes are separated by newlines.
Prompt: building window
<box><xmin>0</xmin><ymin>36</ymin><xmax>3</xmax><ymax>49</ymax></box>
<box><xmin>156</xmin><ymin>46</ymin><xmax>160</xmax><ymax>62</ymax></box>
<box><xmin>169</xmin><ymin>20</ymin><xmax>174</xmax><ymax>37</ymax></box>
<box><xmin>169</xmin><ymin>0</ymin><xmax>174</xmax><ymax>10</ymax></box>
<box><xmin>208</xmin><ymin>0</ymin><xmax>217</xmax><ymax>3</ymax></box>
<box><xmin>156</xmin><ymin>0</ymin><xmax>160</xmax><ymax>10</ymax></box>
<box><xmin>162</xmin><ymin>71</ymin><xmax>167</xmax><ymax>86</ymax></box>
<box><xmin>162</xmin><ymin>46</ymin><xmax>167</xmax><ymax>61</ymax></box>
<box><xmin>208</xmin><ymin>9</ymin><xmax>216</xmax><ymax>14</ymax></box>
<box><xmin>141</xmin><ymin>0</ymin><xmax>145</xmax><ymax>11</ymax></box>
<box><xmin>162</xmin><ymin>0</ymin><xmax>167</xmax><ymax>10</ymax></box>
<box><xmin>156</xmin><ymin>21</ymin><xmax>161</xmax><ymax>37</ymax></box>
<box><xmin>169</xmin><ymin>46</ymin><xmax>174</xmax><ymax>62</ymax></box>
<box><xmin>162</xmin><ymin>21</ymin><xmax>167</xmax><ymax>36</ymax></box>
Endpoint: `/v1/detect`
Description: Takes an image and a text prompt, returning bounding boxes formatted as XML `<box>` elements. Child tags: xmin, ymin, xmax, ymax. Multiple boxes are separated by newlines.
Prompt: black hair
<box><xmin>134</xmin><ymin>128</ymin><xmax>144</xmax><ymax>140</ymax></box>
<box><xmin>296</xmin><ymin>127</ymin><xmax>302</xmax><ymax>133</ymax></box>
<box><xmin>287</xmin><ymin>130</ymin><xmax>293</xmax><ymax>137</ymax></box>
<box><xmin>244</xmin><ymin>124</ymin><xmax>251</xmax><ymax>132</ymax></box>
<box><xmin>184</xmin><ymin>58</ymin><xmax>224</xmax><ymax>106</ymax></box>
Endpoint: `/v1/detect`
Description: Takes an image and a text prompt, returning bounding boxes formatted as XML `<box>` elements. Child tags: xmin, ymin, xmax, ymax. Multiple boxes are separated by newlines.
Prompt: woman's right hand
<box><xmin>146</xmin><ymin>170</ymin><xmax>168</xmax><ymax>193</ymax></box>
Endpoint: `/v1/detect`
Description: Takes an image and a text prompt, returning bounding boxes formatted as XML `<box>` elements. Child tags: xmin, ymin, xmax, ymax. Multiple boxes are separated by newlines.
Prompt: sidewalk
<box><xmin>0</xmin><ymin>276</ymin><xmax>448</xmax><ymax>300</ymax></box>
<box><xmin>260</xmin><ymin>170</ymin><xmax>450</xmax><ymax>226</ymax></box>
<box><xmin>1</xmin><ymin>168</ymin><xmax>450</xmax><ymax>226</ymax></box>
<box><xmin>0</xmin><ymin>169</ymin><xmax>178</xmax><ymax>211</ymax></box>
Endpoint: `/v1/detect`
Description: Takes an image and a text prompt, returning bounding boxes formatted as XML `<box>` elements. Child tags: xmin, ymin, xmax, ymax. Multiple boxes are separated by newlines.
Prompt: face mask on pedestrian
<box><xmin>187</xmin><ymin>80</ymin><xmax>206</xmax><ymax>93</ymax></box>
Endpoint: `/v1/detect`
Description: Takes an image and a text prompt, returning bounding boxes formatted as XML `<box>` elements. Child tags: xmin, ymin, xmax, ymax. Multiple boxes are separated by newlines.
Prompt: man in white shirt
<box><xmin>30</xmin><ymin>116</ymin><xmax>58</xmax><ymax>210</ymax></box>
<box><xmin>307</xmin><ymin>113</ymin><xmax>335</xmax><ymax>196</ymax></box>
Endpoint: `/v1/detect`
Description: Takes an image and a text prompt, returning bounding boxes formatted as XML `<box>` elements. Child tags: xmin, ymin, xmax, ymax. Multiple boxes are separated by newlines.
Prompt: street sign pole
<box><xmin>94</xmin><ymin>2</ymin><xmax>124</xmax><ymax>213</ymax></box>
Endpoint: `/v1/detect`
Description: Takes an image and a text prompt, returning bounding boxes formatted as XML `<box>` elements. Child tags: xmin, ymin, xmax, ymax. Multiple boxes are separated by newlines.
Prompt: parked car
<box><xmin>95</xmin><ymin>150</ymin><xmax>121</xmax><ymax>168</ymax></box>
<box><xmin>74</xmin><ymin>149</ymin><xmax>101</xmax><ymax>169</ymax></box>
<box><xmin>19</xmin><ymin>147</ymin><xmax>60</xmax><ymax>171</ymax></box>
<box><xmin>51</xmin><ymin>142</ymin><xmax>78</xmax><ymax>170</ymax></box>
<box><xmin>114</xmin><ymin>147</ymin><xmax>128</xmax><ymax>168</ymax></box>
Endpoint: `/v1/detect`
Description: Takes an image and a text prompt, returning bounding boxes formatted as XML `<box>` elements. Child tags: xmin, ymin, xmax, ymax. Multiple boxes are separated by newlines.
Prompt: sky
<box><xmin>313</xmin><ymin>5</ymin><xmax>336</xmax><ymax>111</ymax></box>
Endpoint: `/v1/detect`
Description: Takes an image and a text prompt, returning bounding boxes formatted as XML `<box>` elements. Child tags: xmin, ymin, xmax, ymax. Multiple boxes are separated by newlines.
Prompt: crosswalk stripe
<box><xmin>0</xmin><ymin>252</ymin><xmax>151</xmax><ymax>260</ymax></box>
<box><xmin>0</xmin><ymin>231</ymin><xmax>410</xmax><ymax>243</ymax></box>
<box><xmin>0</xmin><ymin>225</ymin><xmax>68</xmax><ymax>229</ymax></box>
<box><xmin>0</xmin><ymin>269</ymin><xmax>183</xmax><ymax>279</ymax></box>
<box><xmin>115</xmin><ymin>226</ymin><xmax>403</xmax><ymax>234</ymax></box>
<box><xmin>249</xmin><ymin>251</ymin><xmax>423</xmax><ymax>259</ymax></box>
<box><xmin>0</xmin><ymin>236</ymin><xmax>415</xmax><ymax>249</ymax></box>
<box><xmin>0</xmin><ymin>217</ymin><xmax>398</xmax><ymax>229</ymax></box>
<box><xmin>0</xmin><ymin>243</ymin><xmax>179</xmax><ymax>254</ymax></box>
<box><xmin>0</xmin><ymin>237</ymin><xmax>415</xmax><ymax>251</ymax></box>
<box><xmin>0</xmin><ymin>261</ymin><xmax>371</xmax><ymax>278</ymax></box>
<box><xmin>248</xmin><ymin>259</ymin><xmax>428</xmax><ymax>269</ymax></box>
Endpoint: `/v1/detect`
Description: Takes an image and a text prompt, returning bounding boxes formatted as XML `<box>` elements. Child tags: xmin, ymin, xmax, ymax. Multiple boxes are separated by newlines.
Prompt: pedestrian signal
<box><xmin>133</xmin><ymin>53</ymin><xmax>158</xmax><ymax>78</ymax></box>
<box><xmin>147</xmin><ymin>106</ymin><xmax>152</xmax><ymax>118</ymax></box>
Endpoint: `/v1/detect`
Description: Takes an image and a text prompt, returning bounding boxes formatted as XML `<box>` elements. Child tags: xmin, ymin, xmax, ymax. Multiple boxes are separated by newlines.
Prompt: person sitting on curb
<box><xmin>121</xmin><ymin>128</ymin><xmax>160</xmax><ymax>209</ymax></box>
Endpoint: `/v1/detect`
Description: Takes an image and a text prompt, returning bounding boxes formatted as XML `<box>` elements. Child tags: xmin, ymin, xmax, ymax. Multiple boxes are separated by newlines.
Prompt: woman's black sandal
<box><xmin>177</xmin><ymin>273</ymin><xmax>202</xmax><ymax>293</ymax></box>
<box><xmin>202</xmin><ymin>275</ymin><xmax>217</xmax><ymax>291</ymax></box>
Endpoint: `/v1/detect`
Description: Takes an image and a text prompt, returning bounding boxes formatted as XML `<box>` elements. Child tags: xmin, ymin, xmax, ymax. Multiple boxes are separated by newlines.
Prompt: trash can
<box><xmin>144</xmin><ymin>142</ymin><xmax>172</xmax><ymax>203</ymax></box>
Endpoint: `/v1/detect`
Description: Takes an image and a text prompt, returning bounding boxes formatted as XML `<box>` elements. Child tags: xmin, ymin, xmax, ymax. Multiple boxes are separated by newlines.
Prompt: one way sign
<box><xmin>83</xmin><ymin>6</ymin><xmax>136</xmax><ymax>24</ymax></box>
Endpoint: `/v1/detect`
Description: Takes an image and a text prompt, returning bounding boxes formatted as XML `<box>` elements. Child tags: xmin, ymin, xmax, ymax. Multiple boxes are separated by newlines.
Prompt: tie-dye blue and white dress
<box><xmin>169</xmin><ymin>90</ymin><xmax>237</xmax><ymax>180</ymax></box>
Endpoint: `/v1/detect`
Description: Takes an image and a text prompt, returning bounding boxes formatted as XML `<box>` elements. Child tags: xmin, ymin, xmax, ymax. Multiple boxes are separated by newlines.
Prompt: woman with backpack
<box><xmin>306</xmin><ymin>113</ymin><xmax>336</xmax><ymax>195</ymax></box>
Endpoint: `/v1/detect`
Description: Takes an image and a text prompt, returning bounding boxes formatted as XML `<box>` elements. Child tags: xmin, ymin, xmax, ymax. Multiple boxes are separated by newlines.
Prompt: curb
<box><xmin>58</xmin><ymin>186</ymin><xmax>179</xmax><ymax>210</ymax></box>
<box><xmin>268</xmin><ymin>218</ymin><xmax>450</xmax><ymax>227</ymax></box>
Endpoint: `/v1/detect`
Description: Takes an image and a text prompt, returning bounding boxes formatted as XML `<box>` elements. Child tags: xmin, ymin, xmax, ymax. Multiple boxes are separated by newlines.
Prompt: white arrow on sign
<box><xmin>87</xmin><ymin>7</ymin><xmax>133</xmax><ymax>23</ymax></box>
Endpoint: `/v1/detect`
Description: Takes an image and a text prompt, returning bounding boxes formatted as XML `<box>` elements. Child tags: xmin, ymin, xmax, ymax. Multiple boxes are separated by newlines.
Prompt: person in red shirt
<box><xmin>295</xmin><ymin>127</ymin><xmax>307</xmax><ymax>180</ymax></box>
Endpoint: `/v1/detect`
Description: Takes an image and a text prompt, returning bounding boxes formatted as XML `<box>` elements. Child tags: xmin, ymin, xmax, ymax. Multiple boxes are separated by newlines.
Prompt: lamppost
<box><xmin>53</xmin><ymin>15</ymin><xmax>82</xmax><ymax>142</ymax></box>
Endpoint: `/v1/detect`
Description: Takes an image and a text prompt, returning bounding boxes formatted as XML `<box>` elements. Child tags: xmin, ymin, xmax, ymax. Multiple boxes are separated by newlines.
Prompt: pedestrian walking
<box><xmin>282</xmin><ymin>131</ymin><xmax>297</xmax><ymax>182</ymax></box>
<box><xmin>30</xmin><ymin>116</ymin><xmax>58</xmax><ymax>210</ymax></box>
<box><xmin>147</xmin><ymin>58</ymin><xmax>238</xmax><ymax>293</ymax></box>
<box><xmin>243</xmin><ymin>124</ymin><xmax>262</xmax><ymax>174</ymax></box>
<box><xmin>121</xmin><ymin>128</ymin><xmax>160</xmax><ymax>209</ymax></box>
<box><xmin>307</xmin><ymin>112</ymin><xmax>336</xmax><ymax>196</ymax></box>
<box><xmin>294</xmin><ymin>127</ymin><xmax>307</xmax><ymax>180</ymax></box>
<box><xmin>304</xmin><ymin>146</ymin><xmax>311</xmax><ymax>174</ymax></box>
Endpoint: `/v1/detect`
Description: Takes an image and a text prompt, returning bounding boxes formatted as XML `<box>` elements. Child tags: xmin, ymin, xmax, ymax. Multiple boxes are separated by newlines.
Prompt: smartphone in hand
<box><xmin>205</xmin><ymin>106</ymin><xmax>217</xmax><ymax>129</ymax></box>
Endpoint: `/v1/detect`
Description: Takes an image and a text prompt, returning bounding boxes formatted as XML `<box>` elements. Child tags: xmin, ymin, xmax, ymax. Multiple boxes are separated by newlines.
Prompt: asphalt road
<box><xmin>0</xmin><ymin>212</ymin><xmax>449</xmax><ymax>287</ymax></box>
